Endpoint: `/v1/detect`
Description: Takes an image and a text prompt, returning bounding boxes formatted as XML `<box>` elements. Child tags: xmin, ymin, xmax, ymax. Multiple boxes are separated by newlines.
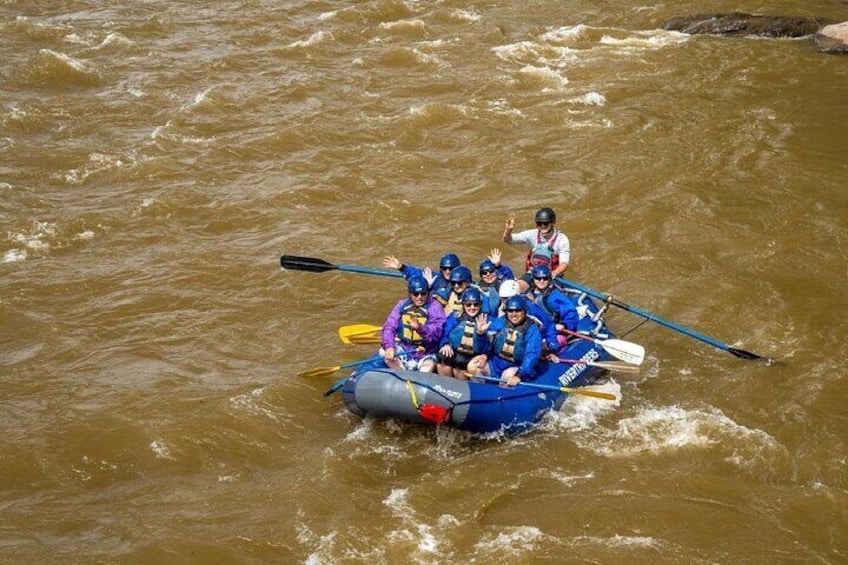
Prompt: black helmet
<box><xmin>534</xmin><ymin>207</ymin><xmax>556</xmax><ymax>224</ymax></box>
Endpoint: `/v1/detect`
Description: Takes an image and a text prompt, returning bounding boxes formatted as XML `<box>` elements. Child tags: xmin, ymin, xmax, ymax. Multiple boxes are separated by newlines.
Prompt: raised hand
<box><xmin>382</xmin><ymin>255</ymin><xmax>402</xmax><ymax>270</ymax></box>
<box><xmin>475</xmin><ymin>313</ymin><xmax>490</xmax><ymax>334</ymax></box>
<box><xmin>504</xmin><ymin>213</ymin><xmax>515</xmax><ymax>231</ymax></box>
<box><xmin>489</xmin><ymin>248</ymin><xmax>502</xmax><ymax>266</ymax></box>
<box><xmin>422</xmin><ymin>267</ymin><xmax>437</xmax><ymax>286</ymax></box>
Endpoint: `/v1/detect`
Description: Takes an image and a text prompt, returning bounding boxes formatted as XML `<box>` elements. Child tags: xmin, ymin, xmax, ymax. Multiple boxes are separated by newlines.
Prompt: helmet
<box><xmin>504</xmin><ymin>295</ymin><xmax>526</xmax><ymax>311</ymax></box>
<box><xmin>439</xmin><ymin>253</ymin><xmax>461</xmax><ymax>270</ymax></box>
<box><xmin>479</xmin><ymin>259</ymin><xmax>496</xmax><ymax>275</ymax></box>
<box><xmin>407</xmin><ymin>276</ymin><xmax>430</xmax><ymax>294</ymax></box>
<box><xmin>460</xmin><ymin>288</ymin><xmax>483</xmax><ymax>304</ymax></box>
<box><xmin>534</xmin><ymin>207</ymin><xmax>556</xmax><ymax>224</ymax></box>
<box><xmin>531</xmin><ymin>264</ymin><xmax>552</xmax><ymax>280</ymax></box>
<box><xmin>498</xmin><ymin>279</ymin><xmax>521</xmax><ymax>298</ymax></box>
<box><xmin>449</xmin><ymin>266</ymin><xmax>472</xmax><ymax>284</ymax></box>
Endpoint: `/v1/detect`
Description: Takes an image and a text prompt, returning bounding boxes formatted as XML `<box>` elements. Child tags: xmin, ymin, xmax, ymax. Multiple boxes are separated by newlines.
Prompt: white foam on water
<box><xmin>572</xmin><ymin>533</ymin><xmax>658</xmax><ymax>548</ymax></box>
<box><xmin>571</xmin><ymin>91</ymin><xmax>606</xmax><ymax>106</ymax></box>
<box><xmin>598</xmin><ymin>29</ymin><xmax>688</xmax><ymax>50</ymax></box>
<box><xmin>287</xmin><ymin>31</ymin><xmax>329</xmax><ymax>49</ymax></box>
<box><xmin>383</xmin><ymin>488</ymin><xmax>445</xmax><ymax>559</ymax></box>
<box><xmin>317</xmin><ymin>11</ymin><xmax>337</xmax><ymax>21</ymax></box>
<box><xmin>517</xmin><ymin>65</ymin><xmax>569</xmax><ymax>90</ymax></box>
<box><xmin>474</xmin><ymin>525</ymin><xmax>556</xmax><ymax>556</ymax></box>
<box><xmin>378</xmin><ymin>19</ymin><xmax>426</xmax><ymax>32</ymax></box>
<box><xmin>9</xmin><ymin>220</ymin><xmax>57</xmax><ymax>252</ymax></box>
<box><xmin>541</xmin><ymin>380</ymin><xmax>621</xmax><ymax>433</ymax></box>
<box><xmin>229</xmin><ymin>387</ymin><xmax>283</xmax><ymax>423</ymax></box>
<box><xmin>96</xmin><ymin>32</ymin><xmax>133</xmax><ymax>49</ymax></box>
<box><xmin>450</xmin><ymin>9</ymin><xmax>482</xmax><ymax>22</ymax></box>
<box><xmin>582</xmin><ymin>404</ymin><xmax>780</xmax><ymax>459</ymax></box>
<box><xmin>3</xmin><ymin>249</ymin><xmax>27</xmax><ymax>263</ymax></box>
<box><xmin>38</xmin><ymin>49</ymin><xmax>94</xmax><ymax>74</ymax></box>
<box><xmin>149</xmin><ymin>440</ymin><xmax>174</xmax><ymax>460</ymax></box>
<box><xmin>540</xmin><ymin>24</ymin><xmax>589</xmax><ymax>43</ymax></box>
<box><xmin>62</xmin><ymin>152</ymin><xmax>126</xmax><ymax>184</ymax></box>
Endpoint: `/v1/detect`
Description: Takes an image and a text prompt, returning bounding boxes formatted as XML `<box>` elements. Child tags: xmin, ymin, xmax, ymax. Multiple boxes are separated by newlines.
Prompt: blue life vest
<box><xmin>448</xmin><ymin>314</ymin><xmax>484</xmax><ymax>355</ymax></box>
<box><xmin>493</xmin><ymin>320</ymin><xmax>531</xmax><ymax>363</ymax></box>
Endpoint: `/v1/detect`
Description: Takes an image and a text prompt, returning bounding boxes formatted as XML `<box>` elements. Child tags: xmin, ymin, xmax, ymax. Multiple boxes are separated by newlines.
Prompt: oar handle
<box><xmin>323</xmin><ymin>354</ymin><xmax>383</xmax><ymax>397</ymax></box>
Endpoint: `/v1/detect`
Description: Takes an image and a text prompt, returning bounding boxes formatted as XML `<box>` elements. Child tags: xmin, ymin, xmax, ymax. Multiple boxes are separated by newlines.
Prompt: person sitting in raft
<box><xmin>466</xmin><ymin>295</ymin><xmax>543</xmax><ymax>387</ymax></box>
<box><xmin>436</xmin><ymin>288</ymin><xmax>490</xmax><ymax>380</ymax></box>
<box><xmin>382</xmin><ymin>252</ymin><xmax>460</xmax><ymax>295</ymax></box>
<box><xmin>380</xmin><ymin>275</ymin><xmax>446</xmax><ymax>373</ymax></box>
<box><xmin>434</xmin><ymin>265</ymin><xmax>496</xmax><ymax>316</ymax></box>
<box><xmin>502</xmin><ymin>207</ymin><xmax>571</xmax><ymax>292</ymax></box>
<box><xmin>477</xmin><ymin>248</ymin><xmax>516</xmax><ymax>306</ymax></box>
<box><xmin>497</xmin><ymin>279</ymin><xmax>561</xmax><ymax>354</ymax></box>
<box><xmin>525</xmin><ymin>264</ymin><xmax>579</xmax><ymax>352</ymax></box>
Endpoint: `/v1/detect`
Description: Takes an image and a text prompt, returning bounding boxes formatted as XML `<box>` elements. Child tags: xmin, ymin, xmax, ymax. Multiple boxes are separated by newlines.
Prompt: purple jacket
<box><xmin>381</xmin><ymin>297</ymin><xmax>446</xmax><ymax>356</ymax></box>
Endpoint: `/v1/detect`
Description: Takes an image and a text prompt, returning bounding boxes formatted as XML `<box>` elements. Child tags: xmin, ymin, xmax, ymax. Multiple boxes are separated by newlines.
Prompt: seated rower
<box><xmin>525</xmin><ymin>264</ymin><xmax>579</xmax><ymax>351</ymax></box>
<box><xmin>497</xmin><ymin>279</ymin><xmax>561</xmax><ymax>354</ymax></box>
<box><xmin>436</xmin><ymin>288</ymin><xmax>490</xmax><ymax>380</ymax></box>
<box><xmin>382</xmin><ymin>252</ymin><xmax>460</xmax><ymax>295</ymax></box>
<box><xmin>380</xmin><ymin>276</ymin><xmax>446</xmax><ymax>373</ymax></box>
<box><xmin>434</xmin><ymin>266</ymin><xmax>496</xmax><ymax>316</ymax></box>
<box><xmin>467</xmin><ymin>295</ymin><xmax>543</xmax><ymax>387</ymax></box>
<box><xmin>477</xmin><ymin>248</ymin><xmax>516</xmax><ymax>306</ymax></box>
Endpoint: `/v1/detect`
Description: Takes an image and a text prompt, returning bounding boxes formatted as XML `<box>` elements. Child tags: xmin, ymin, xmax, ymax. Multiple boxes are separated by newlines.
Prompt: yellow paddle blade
<box><xmin>297</xmin><ymin>365</ymin><xmax>342</xmax><ymax>379</ymax></box>
<box><xmin>347</xmin><ymin>334</ymin><xmax>382</xmax><ymax>345</ymax></box>
<box><xmin>561</xmin><ymin>386</ymin><xmax>617</xmax><ymax>401</ymax></box>
<box><xmin>338</xmin><ymin>324</ymin><xmax>383</xmax><ymax>344</ymax></box>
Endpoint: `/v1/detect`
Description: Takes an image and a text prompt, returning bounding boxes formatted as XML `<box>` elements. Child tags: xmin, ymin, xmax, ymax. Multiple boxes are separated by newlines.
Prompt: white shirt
<box><xmin>509</xmin><ymin>228</ymin><xmax>571</xmax><ymax>266</ymax></box>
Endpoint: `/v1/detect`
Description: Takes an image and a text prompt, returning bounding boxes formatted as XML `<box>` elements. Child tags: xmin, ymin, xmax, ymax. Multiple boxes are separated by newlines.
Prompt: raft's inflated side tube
<box><xmin>343</xmin><ymin>369</ymin><xmax>472</xmax><ymax>427</ymax></box>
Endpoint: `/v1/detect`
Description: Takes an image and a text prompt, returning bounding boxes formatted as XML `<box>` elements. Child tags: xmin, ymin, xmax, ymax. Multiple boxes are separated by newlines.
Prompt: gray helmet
<box><xmin>534</xmin><ymin>207</ymin><xmax>556</xmax><ymax>224</ymax></box>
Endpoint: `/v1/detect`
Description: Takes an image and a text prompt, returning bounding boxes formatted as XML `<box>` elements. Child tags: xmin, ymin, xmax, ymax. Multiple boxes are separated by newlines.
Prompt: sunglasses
<box><xmin>533</xmin><ymin>276</ymin><xmax>550</xmax><ymax>281</ymax></box>
<box><xmin>410</xmin><ymin>291</ymin><xmax>428</xmax><ymax>297</ymax></box>
<box><xmin>505</xmin><ymin>308</ymin><xmax>523</xmax><ymax>313</ymax></box>
<box><xmin>440</xmin><ymin>266</ymin><xmax>453</xmax><ymax>271</ymax></box>
<box><xmin>451</xmin><ymin>281</ymin><xmax>467</xmax><ymax>286</ymax></box>
<box><xmin>536</xmin><ymin>221</ymin><xmax>551</xmax><ymax>227</ymax></box>
<box><xmin>480</xmin><ymin>269</ymin><xmax>496</xmax><ymax>275</ymax></box>
<box><xmin>464</xmin><ymin>302</ymin><xmax>481</xmax><ymax>307</ymax></box>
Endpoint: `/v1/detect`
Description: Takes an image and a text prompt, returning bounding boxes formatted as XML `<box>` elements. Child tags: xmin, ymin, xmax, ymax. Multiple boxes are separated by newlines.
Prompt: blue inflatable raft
<box><xmin>341</xmin><ymin>294</ymin><xmax>616</xmax><ymax>435</ymax></box>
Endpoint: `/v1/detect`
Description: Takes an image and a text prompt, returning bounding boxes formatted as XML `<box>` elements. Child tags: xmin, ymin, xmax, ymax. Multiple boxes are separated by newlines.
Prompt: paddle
<box><xmin>472</xmin><ymin>374</ymin><xmax>617</xmax><ymax>401</ymax></box>
<box><xmin>558</xmin><ymin>277</ymin><xmax>774</xmax><ymax>361</ymax></box>
<box><xmin>339</xmin><ymin>324</ymin><xmax>383</xmax><ymax>344</ymax></box>
<box><xmin>281</xmin><ymin>255</ymin><xmax>403</xmax><ymax>279</ymax></box>
<box><xmin>561</xmin><ymin>329</ymin><xmax>645</xmax><ymax>366</ymax></box>
<box><xmin>347</xmin><ymin>335</ymin><xmax>382</xmax><ymax>345</ymax></box>
<box><xmin>555</xmin><ymin>358</ymin><xmax>640</xmax><ymax>374</ymax></box>
<box><xmin>298</xmin><ymin>356</ymin><xmax>381</xmax><ymax>379</ymax></box>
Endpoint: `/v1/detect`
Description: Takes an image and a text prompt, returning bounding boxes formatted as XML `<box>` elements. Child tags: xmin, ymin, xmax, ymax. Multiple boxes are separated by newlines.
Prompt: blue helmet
<box><xmin>504</xmin><ymin>295</ymin><xmax>526</xmax><ymax>311</ymax></box>
<box><xmin>449</xmin><ymin>266</ymin><xmax>473</xmax><ymax>284</ymax></box>
<box><xmin>531</xmin><ymin>264</ymin><xmax>552</xmax><ymax>280</ymax></box>
<box><xmin>460</xmin><ymin>287</ymin><xmax>483</xmax><ymax>304</ymax></box>
<box><xmin>479</xmin><ymin>259</ymin><xmax>496</xmax><ymax>275</ymax></box>
<box><xmin>407</xmin><ymin>276</ymin><xmax>430</xmax><ymax>294</ymax></box>
<box><xmin>439</xmin><ymin>253</ymin><xmax>461</xmax><ymax>270</ymax></box>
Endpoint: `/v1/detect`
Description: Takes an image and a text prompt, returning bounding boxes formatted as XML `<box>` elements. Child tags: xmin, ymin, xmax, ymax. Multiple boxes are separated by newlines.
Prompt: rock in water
<box><xmin>661</xmin><ymin>13</ymin><xmax>823</xmax><ymax>38</ymax></box>
<box><xmin>815</xmin><ymin>22</ymin><xmax>848</xmax><ymax>53</ymax></box>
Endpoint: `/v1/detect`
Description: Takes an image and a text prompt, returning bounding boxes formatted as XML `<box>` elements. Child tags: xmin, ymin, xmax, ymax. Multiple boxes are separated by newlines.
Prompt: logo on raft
<box><xmin>558</xmin><ymin>349</ymin><xmax>600</xmax><ymax>387</ymax></box>
<box><xmin>433</xmin><ymin>384</ymin><xmax>464</xmax><ymax>400</ymax></box>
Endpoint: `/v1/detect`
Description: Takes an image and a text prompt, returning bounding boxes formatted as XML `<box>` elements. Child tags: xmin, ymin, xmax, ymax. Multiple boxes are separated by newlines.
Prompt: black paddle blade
<box><xmin>280</xmin><ymin>255</ymin><xmax>338</xmax><ymax>273</ymax></box>
<box><xmin>729</xmin><ymin>347</ymin><xmax>781</xmax><ymax>365</ymax></box>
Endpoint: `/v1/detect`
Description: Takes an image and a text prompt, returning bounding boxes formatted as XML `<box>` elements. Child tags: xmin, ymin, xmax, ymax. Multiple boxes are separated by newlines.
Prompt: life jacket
<box><xmin>448</xmin><ymin>314</ymin><xmax>481</xmax><ymax>355</ymax></box>
<box><xmin>530</xmin><ymin>288</ymin><xmax>560</xmax><ymax>323</ymax></box>
<box><xmin>524</xmin><ymin>230</ymin><xmax>561</xmax><ymax>272</ymax></box>
<box><xmin>399</xmin><ymin>302</ymin><xmax>429</xmax><ymax>345</ymax></box>
<box><xmin>493</xmin><ymin>320</ymin><xmax>531</xmax><ymax>363</ymax></box>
